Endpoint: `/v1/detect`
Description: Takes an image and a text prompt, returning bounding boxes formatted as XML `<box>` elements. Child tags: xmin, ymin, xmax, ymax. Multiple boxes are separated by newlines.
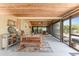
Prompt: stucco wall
<box><xmin>0</xmin><ymin>16</ymin><xmax>17</xmax><ymax>34</ymax></box>
<box><xmin>0</xmin><ymin>16</ymin><xmax>17</xmax><ymax>48</ymax></box>
<box><xmin>0</xmin><ymin>16</ymin><xmax>32</xmax><ymax>48</ymax></box>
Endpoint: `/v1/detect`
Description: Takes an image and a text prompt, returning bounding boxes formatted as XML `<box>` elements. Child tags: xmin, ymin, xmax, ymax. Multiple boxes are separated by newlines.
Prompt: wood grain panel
<box><xmin>0</xmin><ymin>3</ymin><xmax>79</xmax><ymax>25</ymax></box>
<box><xmin>0</xmin><ymin>3</ymin><xmax>78</xmax><ymax>17</ymax></box>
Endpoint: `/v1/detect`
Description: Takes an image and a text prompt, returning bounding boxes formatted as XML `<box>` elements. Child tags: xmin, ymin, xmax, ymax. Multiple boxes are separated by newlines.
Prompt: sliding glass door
<box><xmin>71</xmin><ymin>16</ymin><xmax>79</xmax><ymax>50</ymax></box>
<box><xmin>63</xmin><ymin>19</ymin><xmax>70</xmax><ymax>45</ymax></box>
<box><xmin>32</xmin><ymin>26</ymin><xmax>47</xmax><ymax>34</ymax></box>
<box><xmin>38</xmin><ymin>27</ymin><xmax>42</xmax><ymax>33</ymax></box>
<box><xmin>53</xmin><ymin>22</ymin><xmax>60</xmax><ymax>39</ymax></box>
<box><xmin>32</xmin><ymin>27</ymin><xmax>38</xmax><ymax>34</ymax></box>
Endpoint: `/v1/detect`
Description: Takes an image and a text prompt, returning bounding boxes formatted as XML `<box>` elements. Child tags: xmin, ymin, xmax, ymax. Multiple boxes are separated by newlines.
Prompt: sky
<box><xmin>64</xmin><ymin>16</ymin><xmax>79</xmax><ymax>25</ymax></box>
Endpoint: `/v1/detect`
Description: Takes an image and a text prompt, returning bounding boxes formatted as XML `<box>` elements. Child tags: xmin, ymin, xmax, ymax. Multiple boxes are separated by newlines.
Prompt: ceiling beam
<box><xmin>17</xmin><ymin>17</ymin><xmax>63</xmax><ymax>20</ymax></box>
<box><xmin>62</xmin><ymin>6</ymin><xmax>79</xmax><ymax>19</ymax></box>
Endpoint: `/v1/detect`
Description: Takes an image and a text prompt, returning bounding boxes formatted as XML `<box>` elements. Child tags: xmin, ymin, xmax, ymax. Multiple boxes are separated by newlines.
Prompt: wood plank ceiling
<box><xmin>0</xmin><ymin>3</ymin><xmax>79</xmax><ymax>26</ymax></box>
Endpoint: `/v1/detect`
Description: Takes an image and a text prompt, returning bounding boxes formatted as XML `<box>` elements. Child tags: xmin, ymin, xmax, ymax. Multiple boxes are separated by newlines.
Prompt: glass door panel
<box><xmin>38</xmin><ymin>27</ymin><xmax>42</xmax><ymax>34</ymax></box>
<box><xmin>71</xmin><ymin>16</ymin><xmax>79</xmax><ymax>50</ymax></box>
<box><xmin>32</xmin><ymin>26</ymin><xmax>47</xmax><ymax>34</ymax></box>
<box><xmin>33</xmin><ymin>27</ymin><xmax>38</xmax><ymax>34</ymax></box>
<box><xmin>63</xmin><ymin>19</ymin><xmax>69</xmax><ymax>45</ymax></box>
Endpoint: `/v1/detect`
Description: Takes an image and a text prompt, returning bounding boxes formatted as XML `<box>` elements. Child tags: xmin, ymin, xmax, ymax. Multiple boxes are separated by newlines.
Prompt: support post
<box><xmin>60</xmin><ymin>19</ymin><xmax>63</xmax><ymax>42</ymax></box>
<box><xmin>69</xmin><ymin>17</ymin><xmax>72</xmax><ymax>46</ymax></box>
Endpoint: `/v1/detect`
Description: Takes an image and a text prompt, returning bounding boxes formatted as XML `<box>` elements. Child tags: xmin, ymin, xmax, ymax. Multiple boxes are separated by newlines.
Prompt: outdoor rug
<box><xmin>17</xmin><ymin>41</ymin><xmax>53</xmax><ymax>52</ymax></box>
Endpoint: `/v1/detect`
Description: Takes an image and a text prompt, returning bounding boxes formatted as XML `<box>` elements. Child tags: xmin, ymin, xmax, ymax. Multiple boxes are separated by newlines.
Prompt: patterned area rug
<box><xmin>17</xmin><ymin>42</ymin><xmax>53</xmax><ymax>52</ymax></box>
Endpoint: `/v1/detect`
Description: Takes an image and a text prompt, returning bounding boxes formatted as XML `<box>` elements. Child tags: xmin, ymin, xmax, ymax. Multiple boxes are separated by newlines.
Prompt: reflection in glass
<box><xmin>71</xmin><ymin>16</ymin><xmax>79</xmax><ymax>50</ymax></box>
<box><xmin>63</xmin><ymin>19</ymin><xmax>69</xmax><ymax>45</ymax></box>
<box><xmin>32</xmin><ymin>26</ymin><xmax>47</xmax><ymax>34</ymax></box>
